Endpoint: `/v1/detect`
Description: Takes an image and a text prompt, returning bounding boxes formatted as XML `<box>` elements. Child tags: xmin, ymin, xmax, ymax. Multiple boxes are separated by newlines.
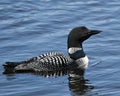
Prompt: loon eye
<box><xmin>85</xmin><ymin>31</ymin><xmax>90</xmax><ymax>35</ymax></box>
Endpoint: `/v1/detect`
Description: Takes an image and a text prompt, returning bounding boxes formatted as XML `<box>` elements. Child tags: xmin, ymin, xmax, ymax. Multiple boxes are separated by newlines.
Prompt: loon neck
<box><xmin>68</xmin><ymin>46</ymin><xmax>86</xmax><ymax>60</ymax></box>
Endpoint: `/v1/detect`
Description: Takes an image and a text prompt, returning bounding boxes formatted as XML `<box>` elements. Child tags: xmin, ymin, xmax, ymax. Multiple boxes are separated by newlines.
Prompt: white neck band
<box><xmin>68</xmin><ymin>47</ymin><xmax>82</xmax><ymax>54</ymax></box>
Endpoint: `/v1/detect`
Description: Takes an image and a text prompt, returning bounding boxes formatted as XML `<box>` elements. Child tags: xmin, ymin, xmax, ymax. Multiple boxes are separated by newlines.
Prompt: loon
<box><xmin>3</xmin><ymin>26</ymin><xmax>101</xmax><ymax>74</ymax></box>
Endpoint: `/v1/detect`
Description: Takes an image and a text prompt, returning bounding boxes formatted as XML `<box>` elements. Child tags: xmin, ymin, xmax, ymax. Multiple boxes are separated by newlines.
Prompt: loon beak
<box><xmin>89</xmin><ymin>30</ymin><xmax>102</xmax><ymax>35</ymax></box>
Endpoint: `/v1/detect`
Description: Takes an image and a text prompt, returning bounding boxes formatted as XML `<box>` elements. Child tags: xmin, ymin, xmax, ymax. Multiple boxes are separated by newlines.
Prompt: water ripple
<box><xmin>0</xmin><ymin>0</ymin><xmax>120</xmax><ymax>96</ymax></box>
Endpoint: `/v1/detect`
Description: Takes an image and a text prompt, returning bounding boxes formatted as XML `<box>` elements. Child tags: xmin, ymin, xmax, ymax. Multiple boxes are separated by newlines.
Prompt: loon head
<box><xmin>68</xmin><ymin>26</ymin><xmax>101</xmax><ymax>60</ymax></box>
<box><xmin>68</xmin><ymin>26</ymin><xmax>101</xmax><ymax>49</ymax></box>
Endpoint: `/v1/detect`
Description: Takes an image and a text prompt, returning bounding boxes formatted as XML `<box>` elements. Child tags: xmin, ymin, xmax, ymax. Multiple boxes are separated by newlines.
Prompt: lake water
<box><xmin>0</xmin><ymin>0</ymin><xmax>120</xmax><ymax>96</ymax></box>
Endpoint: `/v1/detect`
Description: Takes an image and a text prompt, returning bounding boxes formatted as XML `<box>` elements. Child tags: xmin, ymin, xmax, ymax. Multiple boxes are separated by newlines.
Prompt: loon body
<box><xmin>3</xmin><ymin>26</ymin><xmax>101</xmax><ymax>73</ymax></box>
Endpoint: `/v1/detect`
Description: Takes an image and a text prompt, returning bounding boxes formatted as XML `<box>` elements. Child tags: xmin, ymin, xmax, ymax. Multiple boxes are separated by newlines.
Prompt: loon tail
<box><xmin>3</xmin><ymin>62</ymin><xmax>20</xmax><ymax>67</ymax></box>
<box><xmin>3</xmin><ymin>62</ymin><xmax>21</xmax><ymax>74</ymax></box>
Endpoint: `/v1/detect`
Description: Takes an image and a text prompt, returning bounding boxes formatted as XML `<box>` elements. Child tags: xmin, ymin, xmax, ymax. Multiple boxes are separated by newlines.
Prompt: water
<box><xmin>0</xmin><ymin>0</ymin><xmax>120</xmax><ymax>96</ymax></box>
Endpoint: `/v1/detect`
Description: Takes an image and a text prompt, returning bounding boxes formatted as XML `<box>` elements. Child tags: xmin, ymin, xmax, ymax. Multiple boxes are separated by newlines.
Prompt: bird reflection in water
<box><xmin>68</xmin><ymin>68</ymin><xmax>94</xmax><ymax>96</ymax></box>
<box><xmin>37</xmin><ymin>69</ymin><xmax>94</xmax><ymax>96</ymax></box>
<box><xmin>33</xmin><ymin>69</ymin><xmax>94</xmax><ymax>96</ymax></box>
<box><xmin>3</xmin><ymin>68</ymin><xmax>94</xmax><ymax>95</ymax></box>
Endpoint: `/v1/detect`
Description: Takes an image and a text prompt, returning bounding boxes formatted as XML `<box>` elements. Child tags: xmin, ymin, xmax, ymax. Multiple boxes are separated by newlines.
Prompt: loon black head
<box><xmin>68</xmin><ymin>26</ymin><xmax>101</xmax><ymax>59</ymax></box>
<box><xmin>68</xmin><ymin>26</ymin><xmax>101</xmax><ymax>48</ymax></box>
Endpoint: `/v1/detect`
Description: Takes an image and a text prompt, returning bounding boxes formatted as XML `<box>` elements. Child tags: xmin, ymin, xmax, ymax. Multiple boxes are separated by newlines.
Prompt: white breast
<box><xmin>75</xmin><ymin>56</ymin><xmax>89</xmax><ymax>69</ymax></box>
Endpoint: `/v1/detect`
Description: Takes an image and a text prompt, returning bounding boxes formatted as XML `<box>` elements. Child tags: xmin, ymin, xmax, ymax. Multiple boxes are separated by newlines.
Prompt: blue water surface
<box><xmin>0</xmin><ymin>0</ymin><xmax>120</xmax><ymax>96</ymax></box>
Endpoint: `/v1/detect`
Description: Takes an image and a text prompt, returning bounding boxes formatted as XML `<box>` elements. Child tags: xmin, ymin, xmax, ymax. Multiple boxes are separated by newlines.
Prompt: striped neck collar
<box><xmin>68</xmin><ymin>47</ymin><xmax>85</xmax><ymax>60</ymax></box>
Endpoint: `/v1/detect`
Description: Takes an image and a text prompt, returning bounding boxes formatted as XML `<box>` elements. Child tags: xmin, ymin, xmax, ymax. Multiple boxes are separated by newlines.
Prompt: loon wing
<box><xmin>10</xmin><ymin>52</ymin><xmax>72</xmax><ymax>72</ymax></box>
<box><xmin>29</xmin><ymin>55</ymin><xmax>71</xmax><ymax>71</ymax></box>
<box><xmin>23</xmin><ymin>52</ymin><xmax>67</xmax><ymax>63</ymax></box>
